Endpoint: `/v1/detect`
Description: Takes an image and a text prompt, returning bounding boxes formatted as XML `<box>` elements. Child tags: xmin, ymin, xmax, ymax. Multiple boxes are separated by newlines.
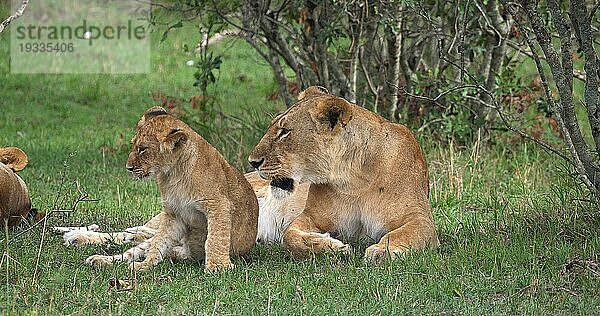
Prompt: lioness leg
<box><xmin>364</xmin><ymin>213</ymin><xmax>438</xmax><ymax>263</ymax></box>
<box><xmin>86</xmin><ymin>239</ymin><xmax>151</xmax><ymax>267</ymax></box>
<box><xmin>86</xmin><ymin>238</ymin><xmax>191</xmax><ymax>267</ymax></box>
<box><xmin>283</xmin><ymin>185</ymin><xmax>351</xmax><ymax>259</ymax></box>
<box><xmin>62</xmin><ymin>226</ymin><xmax>156</xmax><ymax>247</ymax></box>
<box><xmin>283</xmin><ymin>212</ymin><xmax>351</xmax><ymax>259</ymax></box>
<box><xmin>53</xmin><ymin>224</ymin><xmax>99</xmax><ymax>234</ymax></box>
<box><xmin>57</xmin><ymin>212</ymin><xmax>165</xmax><ymax>246</ymax></box>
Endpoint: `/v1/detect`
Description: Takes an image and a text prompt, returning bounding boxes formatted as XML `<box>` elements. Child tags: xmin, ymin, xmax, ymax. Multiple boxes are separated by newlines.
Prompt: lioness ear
<box><xmin>313</xmin><ymin>98</ymin><xmax>353</xmax><ymax>131</ymax></box>
<box><xmin>0</xmin><ymin>147</ymin><xmax>28</xmax><ymax>172</ymax></box>
<box><xmin>163</xmin><ymin>128</ymin><xmax>188</xmax><ymax>151</ymax></box>
<box><xmin>298</xmin><ymin>85</ymin><xmax>329</xmax><ymax>101</ymax></box>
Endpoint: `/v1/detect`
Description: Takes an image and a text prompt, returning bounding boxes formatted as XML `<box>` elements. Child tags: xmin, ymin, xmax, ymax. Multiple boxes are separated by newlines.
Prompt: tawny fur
<box><xmin>0</xmin><ymin>147</ymin><xmax>32</xmax><ymax>227</ymax></box>
<box><xmin>84</xmin><ymin>106</ymin><xmax>259</xmax><ymax>273</ymax></box>
<box><xmin>248</xmin><ymin>86</ymin><xmax>440</xmax><ymax>263</ymax></box>
<box><xmin>57</xmin><ymin>171</ymin><xmax>307</xmax><ymax>259</ymax></box>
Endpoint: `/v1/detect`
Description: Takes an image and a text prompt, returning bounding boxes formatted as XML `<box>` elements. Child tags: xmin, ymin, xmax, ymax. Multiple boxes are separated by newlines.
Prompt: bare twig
<box><xmin>359</xmin><ymin>46</ymin><xmax>379</xmax><ymax>103</ymax></box>
<box><xmin>571</xmin><ymin>0</ymin><xmax>600</xmax><ymax>158</ymax></box>
<box><xmin>434</xmin><ymin>51</ymin><xmax>577</xmax><ymax>165</ymax></box>
<box><xmin>472</xmin><ymin>0</ymin><xmax>503</xmax><ymax>44</ymax></box>
<box><xmin>518</xmin><ymin>0</ymin><xmax>599</xmax><ymax>195</ymax></box>
<box><xmin>458</xmin><ymin>0</ymin><xmax>471</xmax><ymax>82</ymax></box>
<box><xmin>0</xmin><ymin>0</ymin><xmax>29</xmax><ymax>34</ymax></box>
<box><xmin>1</xmin><ymin>182</ymin><xmax>97</xmax><ymax>245</ymax></box>
<box><xmin>590</xmin><ymin>2</ymin><xmax>600</xmax><ymax>21</ymax></box>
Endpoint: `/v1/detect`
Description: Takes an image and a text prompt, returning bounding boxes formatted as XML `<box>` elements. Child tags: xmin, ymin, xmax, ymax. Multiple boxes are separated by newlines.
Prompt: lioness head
<box><xmin>126</xmin><ymin>106</ymin><xmax>189</xmax><ymax>180</ymax></box>
<box><xmin>248</xmin><ymin>86</ymin><xmax>353</xmax><ymax>184</ymax></box>
<box><xmin>0</xmin><ymin>147</ymin><xmax>28</xmax><ymax>172</ymax></box>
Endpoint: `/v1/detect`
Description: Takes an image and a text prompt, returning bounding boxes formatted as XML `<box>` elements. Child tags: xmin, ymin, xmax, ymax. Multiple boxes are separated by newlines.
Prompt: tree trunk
<box><xmin>513</xmin><ymin>0</ymin><xmax>600</xmax><ymax>196</ymax></box>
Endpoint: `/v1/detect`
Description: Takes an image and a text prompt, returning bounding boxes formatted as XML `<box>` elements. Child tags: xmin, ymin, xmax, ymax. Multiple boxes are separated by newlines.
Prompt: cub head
<box><xmin>0</xmin><ymin>147</ymin><xmax>28</xmax><ymax>172</ymax></box>
<box><xmin>126</xmin><ymin>106</ymin><xmax>189</xmax><ymax>180</ymax></box>
<box><xmin>248</xmin><ymin>86</ymin><xmax>353</xmax><ymax>184</ymax></box>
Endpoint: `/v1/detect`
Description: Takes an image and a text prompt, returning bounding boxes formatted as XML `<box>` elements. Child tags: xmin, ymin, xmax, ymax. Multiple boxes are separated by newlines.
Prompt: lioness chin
<box><xmin>90</xmin><ymin>106</ymin><xmax>259</xmax><ymax>273</ymax></box>
<box><xmin>248</xmin><ymin>86</ymin><xmax>440</xmax><ymax>263</ymax></box>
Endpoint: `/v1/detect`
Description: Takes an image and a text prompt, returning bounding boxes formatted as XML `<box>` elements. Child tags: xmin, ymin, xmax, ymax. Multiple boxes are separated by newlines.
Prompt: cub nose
<box><xmin>248</xmin><ymin>158</ymin><xmax>264</xmax><ymax>169</ymax></box>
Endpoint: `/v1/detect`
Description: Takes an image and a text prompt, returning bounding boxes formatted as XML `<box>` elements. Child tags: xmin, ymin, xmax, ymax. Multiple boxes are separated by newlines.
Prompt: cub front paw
<box><xmin>204</xmin><ymin>260</ymin><xmax>234</xmax><ymax>273</ymax></box>
<box><xmin>86</xmin><ymin>255</ymin><xmax>115</xmax><ymax>267</ymax></box>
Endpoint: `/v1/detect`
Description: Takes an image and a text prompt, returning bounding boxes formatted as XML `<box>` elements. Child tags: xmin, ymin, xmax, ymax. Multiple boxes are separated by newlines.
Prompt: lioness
<box><xmin>248</xmin><ymin>86</ymin><xmax>439</xmax><ymax>262</ymax></box>
<box><xmin>88</xmin><ymin>106</ymin><xmax>259</xmax><ymax>272</ymax></box>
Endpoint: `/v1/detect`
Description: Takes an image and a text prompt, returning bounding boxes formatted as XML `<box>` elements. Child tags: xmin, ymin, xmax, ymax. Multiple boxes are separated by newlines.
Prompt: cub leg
<box><xmin>184</xmin><ymin>223</ymin><xmax>208</xmax><ymax>261</ymax></box>
<box><xmin>283</xmin><ymin>212</ymin><xmax>351</xmax><ymax>259</ymax></box>
<box><xmin>130</xmin><ymin>212</ymin><xmax>185</xmax><ymax>271</ymax></box>
<box><xmin>204</xmin><ymin>207</ymin><xmax>233</xmax><ymax>273</ymax></box>
<box><xmin>364</xmin><ymin>213</ymin><xmax>439</xmax><ymax>264</ymax></box>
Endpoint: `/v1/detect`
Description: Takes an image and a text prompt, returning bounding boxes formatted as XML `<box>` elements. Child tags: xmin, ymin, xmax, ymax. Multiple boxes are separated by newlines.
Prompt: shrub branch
<box><xmin>0</xmin><ymin>0</ymin><xmax>29</xmax><ymax>34</ymax></box>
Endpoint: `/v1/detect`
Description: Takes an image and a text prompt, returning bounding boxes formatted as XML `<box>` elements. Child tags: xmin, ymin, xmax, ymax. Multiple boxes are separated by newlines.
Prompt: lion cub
<box><xmin>0</xmin><ymin>147</ymin><xmax>33</xmax><ymax>227</ymax></box>
<box><xmin>249</xmin><ymin>86</ymin><xmax>439</xmax><ymax>263</ymax></box>
<box><xmin>89</xmin><ymin>106</ymin><xmax>258</xmax><ymax>272</ymax></box>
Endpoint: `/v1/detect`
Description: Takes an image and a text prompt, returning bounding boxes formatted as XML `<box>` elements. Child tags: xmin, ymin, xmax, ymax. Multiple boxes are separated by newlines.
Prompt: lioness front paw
<box><xmin>327</xmin><ymin>239</ymin><xmax>352</xmax><ymax>254</ymax></box>
<box><xmin>129</xmin><ymin>260</ymin><xmax>154</xmax><ymax>271</ymax></box>
<box><xmin>86</xmin><ymin>255</ymin><xmax>115</xmax><ymax>267</ymax></box>
<box><xmin>204</xmin><ymin>260</ymin><xmax>234</xmax><ymax>273</ymax></box>
<box><xmin>364</xmin><ymin>244</ymin><xmax>406</xmax><ymax>264</ymax></box>
<box><xmin>305</xmin><ymin>232</ymin><xmax>352</xmax><ymax>254</ymax></box>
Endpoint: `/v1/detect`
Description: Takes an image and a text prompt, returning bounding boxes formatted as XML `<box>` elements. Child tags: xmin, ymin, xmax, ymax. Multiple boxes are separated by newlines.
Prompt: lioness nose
<box><xmin>249</xmin><ymin>158</ymin><xmax>264</xmax><ymax>169</ymax></box>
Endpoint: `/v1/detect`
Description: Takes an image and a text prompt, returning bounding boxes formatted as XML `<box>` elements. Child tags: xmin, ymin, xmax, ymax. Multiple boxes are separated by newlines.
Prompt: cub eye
<box><xmin>137</xmin><ymin>145</ymin><xmax>148</xmax><ymax>154</ymax></box>
<box><xmin>276</xmin><ymin>128</ymin><xmax>291</xmax><ymax>140</ymax></box>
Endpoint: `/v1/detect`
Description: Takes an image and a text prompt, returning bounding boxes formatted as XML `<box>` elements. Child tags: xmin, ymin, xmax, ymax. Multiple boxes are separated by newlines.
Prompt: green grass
<box><xmin>1</xmin><ymin>5</ymin><xmax>599</xmax><ymax>315</ymax></box>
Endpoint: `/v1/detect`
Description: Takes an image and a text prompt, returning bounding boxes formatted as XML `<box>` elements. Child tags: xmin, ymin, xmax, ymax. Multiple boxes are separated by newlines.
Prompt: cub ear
<box><xmin>312</xmin><ymin>98</ymin><xmax>353</xmax><ymax>131</ymax></box>
<box><xmin>163</xmin><ymin>128</ymin><xmax>188</xmax><ymax>151</ymax></box>
<box><xmin>137</xmin><ymin>106</ymin><xmax>168</xmax><ymax>129</ymax></box>
<box><xmin>298</xmin><ymin>85</ymin><xmax>329</xmax><ymax>101</ymax></box>
<box><xmin>0</xmin><ymin>147</ymin><xmax>28</xmax><ymax>172</ymax></box>
<box><xmin>143</xmin><ymin>106</ymin><xmax>168</xmax><ymax>120</ymax></box>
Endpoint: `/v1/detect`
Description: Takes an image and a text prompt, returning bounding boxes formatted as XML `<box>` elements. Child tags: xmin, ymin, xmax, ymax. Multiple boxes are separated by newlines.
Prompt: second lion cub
<box><xmin>91</xmin><ymin>106</ymin><xmax>258</xmax><ymax>272</ymax></box>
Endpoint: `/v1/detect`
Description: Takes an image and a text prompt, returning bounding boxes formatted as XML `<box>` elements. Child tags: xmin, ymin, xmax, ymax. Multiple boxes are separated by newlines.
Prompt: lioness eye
<box><xmin>277</xmin><ymin>128</ymin><xmax>291</xmax><ymax>140</ymax></box>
